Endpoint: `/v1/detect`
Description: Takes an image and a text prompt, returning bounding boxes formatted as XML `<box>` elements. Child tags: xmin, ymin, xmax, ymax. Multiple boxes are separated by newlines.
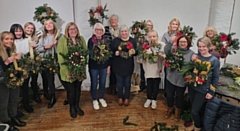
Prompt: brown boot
<box><xmin>174</xmin><ymin>108</ymin><xmax>181</xmax><ymax>121</ymax></box>
<box><xmin>165</xmin><ymin>107</ymin><xmax>174</xmax><ymax>119</ymax></box>
<box><xmin>185</xmin><ymin>124</ymin><xmax>195</xmax><ymax>131</ymax></box>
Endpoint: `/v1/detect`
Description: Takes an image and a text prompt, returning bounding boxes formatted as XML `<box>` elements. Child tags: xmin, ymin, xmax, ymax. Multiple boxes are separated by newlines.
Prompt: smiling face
<box><xmin>170</xmin><ymin>21</ymin><xmax>179</xmax><ymax>32</ymax></box>
<box><xmin>146</xmin><ymin>21</ymin><xmax>153</xmax><ymax>31</ymax></box>
<box><xmin>198</xmin><ymin>41</ymin><xmax>210</xmax><ymax>55</ymax></box>
<box><xmin>2</xmin><ymin>34</ymin><xmax>14</xmax><ymax>48</ymax></box>
<box><xmin>24</xmin><ymin>24</ymin><xmax>35</xmax><ymax>36</ymax></box>
<box><xmin>44</xmin><ymin>20</ymin><xmax>54</xmax><ymax>32</ymax></box>
<box><xmin>110</xmin><ymin>16</ymin><xmax>118</xmax><ymax>28</ymax></box>
<box><xmin>68</xmin><ymin>25</ymin><xmax>78</xmax><ymax>38</ymax></box>
<box><xmin>120</xmin><ymin>29</ymin><xmax>129</xmax><ymax>40</ymax></box>
<box><xmin>94</xmin><ymin>25</ymin><xmax>104</xmax><ymax>38</ymax></box>
<box><xmin>148</xmin><ymin>32</ymin><xmax>158</xmax><ymax>43</ymax></box>
<box><xmin>14</xmin><ymin>28</ymin><xmax>23</xmax><ymax>39</ymax></box>
<box><xmin>178</xmin><ymin>37</ymin><xmax>188</xmax><ymax>49</ymax></box>
<box><xmin>206</xmin><ymin>30</ymin><xmax>215</xmax><ymax>39</ymax></box>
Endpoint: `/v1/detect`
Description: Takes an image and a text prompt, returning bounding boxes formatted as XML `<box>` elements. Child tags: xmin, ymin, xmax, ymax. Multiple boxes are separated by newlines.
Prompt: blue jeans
<box><xmin>115</xmin><ymin>74</ymin><xmax>131</xmax><ymax>99</ymax></box>
<box><xmin>89</xmin><ymin>68</ymin><xmax>107</xmax><ymax>100</ymax></box>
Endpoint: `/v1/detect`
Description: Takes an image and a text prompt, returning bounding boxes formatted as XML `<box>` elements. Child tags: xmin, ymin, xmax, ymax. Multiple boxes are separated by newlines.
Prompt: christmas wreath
<box><xmin>5</xmin><ymin>65</ymin><xmax>29</xmax><ymax>89</ymax></box>
<box><xmin>88</xmin><ymin>4</ymin><xmax>108</xmax><ymax>27</ymax></box>
<box><xmin>131</xmin><ymin>20</ymin><xmax>148</xmax><ymax>43</ymax></box>
<box><xmin>60</xmin><ymin>46</ymin><xmax>88</xmax><ymax>81</ymax></box>
<box><xmin>19</xmin><ymin>52</ymin><xmax>43</xmax><ymax>75</ymax></box>
<box><xmin>118</xmin><ymin>41</ymin><xmax>135</xmax><ymax>59</ymax></box>
<box><xmin>180</xmin><ymin>58</ymin><xmax>211</xmax><ymax>86</ymax></box>
<box><xmin>175</xmin><ymin>25</ymin><xmax>197</xmax><ymax>41</ymax></box>
<box><xmin>33</xmin><ymin>4</ymin><xmax>58</xmax><ymax>25</ymax></box>
<box><xmin>137</xmin><ymin>41</ymin><xmax>164</xmax><ymax>64</ymax></box>
<box><xmin>211</xmin><ymin>32</ymin><xmax>240</xmax><ymax>58</ymax></box>
<box><xmin>164</xmin><ymin>50</ymin><xmax>184</xmax><ymax>71</ymax></box>
<box><xmin>42</xmin><ymin>53</ymin><xmax>59</xmax><ymax>73</ymax></box>
<box><xmin>90</xmin><ymin>40</ymin><xmax>112</xmax><ymax>64</ymax></box>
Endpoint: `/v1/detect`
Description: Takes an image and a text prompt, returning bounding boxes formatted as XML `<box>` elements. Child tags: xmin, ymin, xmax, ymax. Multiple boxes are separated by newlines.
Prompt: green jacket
<box><xmin>57</xmin><ymin>36</ymin><xmax>87</xmax><ymax>82</ymax></box>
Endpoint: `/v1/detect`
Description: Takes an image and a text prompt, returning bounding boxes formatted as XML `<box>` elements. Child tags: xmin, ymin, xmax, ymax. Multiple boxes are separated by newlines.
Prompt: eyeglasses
<box><xmin>95</xmin><ymin>28</ymin><xmax>103</xmax><ymax>31</ymax></box>
<box><xmin>179</xmin><ymin>41</ymin><xmax>187</xmax><ymax>43</ymax></box>
<box><xmin>69</xmin><ymin>28</ymin><xmax>77</xmax><ymax>31</ymax></box>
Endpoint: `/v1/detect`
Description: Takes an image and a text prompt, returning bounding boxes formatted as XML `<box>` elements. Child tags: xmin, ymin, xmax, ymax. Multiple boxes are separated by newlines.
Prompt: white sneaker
<box><xmin>93</xmin><ymin>100</ymin><xmax>99</xmax><ymax>110</ymax></box>
<box><xmin>151</xmin><ymin>100</ymin><xmax>157</xmax><ymax>109</ymax></box>
<box><xmin>99</xmin><ymin>99</ymin><xmax>107</xmax><ymax>107</ymax></box>
<box><xmin>144</xmin><ymin>99</ymin><xmax>152</xmax><ymax>108</ymax></box>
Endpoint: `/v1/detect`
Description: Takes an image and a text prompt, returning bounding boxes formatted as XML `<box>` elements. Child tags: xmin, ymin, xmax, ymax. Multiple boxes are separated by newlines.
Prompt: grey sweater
<box><xmin>161</xmin><ymin>32</ymin><xmax>176</xmax><ymax>54</ymax></box>
<box><xmin>167</xmin><ymin>48</ymin><xmax>194</xmax><ymax>87</ymax></box>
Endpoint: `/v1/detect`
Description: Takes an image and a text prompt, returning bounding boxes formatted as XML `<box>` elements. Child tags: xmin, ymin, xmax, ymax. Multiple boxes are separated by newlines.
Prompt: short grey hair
<box><xmin>119</xmin><ymin>25</ymin><xmax>129</xmax><ymax>37</ymax></box>
<box><xmin>92</xmin><ymin>23</ymin><xmax>105</xmax><ymax>35</ymax></box>
<box><xmin>109</xmin><ymin>14</ymin><xmax>119</xmax><ymax>22</ymax></box>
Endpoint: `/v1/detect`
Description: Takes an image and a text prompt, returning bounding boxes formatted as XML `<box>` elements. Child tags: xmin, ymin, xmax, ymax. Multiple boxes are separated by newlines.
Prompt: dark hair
<box><xmin>176</xmin><ymin>35</ymin><xmax>192</xmax><ymax>49</ymax></box>
<box><xmin>10</xmin><ymin>24</ymin><xmax>26</xmax><ymax>39</ymax></box>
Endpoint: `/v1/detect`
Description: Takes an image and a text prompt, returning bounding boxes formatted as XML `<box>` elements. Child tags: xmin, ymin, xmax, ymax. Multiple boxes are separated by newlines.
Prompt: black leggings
<box><xmin>146</xmin><ymin>78</ymin><xmax>160</xmax><ymax>100</ymax></box>
<box><xmin>188</xmin><ymin>87</ymin><xmax>207</xmax><ymax>128</ymax></box>
<box><xmin>166</xmin><ymin>79</ymin><xmax>186</xmax><ymax>109</ymax></box>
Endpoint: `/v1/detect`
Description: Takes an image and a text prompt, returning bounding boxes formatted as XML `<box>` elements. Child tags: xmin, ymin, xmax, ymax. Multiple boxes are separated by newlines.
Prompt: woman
<box><xmin>37</xmin><ymin>19</ymin><xmax>61</xmax><ymax>108</ymax></box>
<box><xmin>23</xmin><ymin>22</ymin><xmax>42</xmax><ymax>104</ymax></box>
<box><xmin>203</xmin><ymin>26</ymin><xmax>219</xmax><ymax>59</ymax></box>
<box><xmin>186</xmin><ymin>37</ymin><xmax>220</xmax><ymax>131</ymax></box>
<box><xmin>88</xmin><ymin>23</ymin><xmax>110</xmax><ymax>110</ymax></box>
<box><xmin>161</xmin><ymin>18</ymin><xmax>181</xmax><ymax>99</ymax></box>
<box><xmin>165</xmin><ymin>35</ymin><xmax>194</xmax><ymax>121</ymax></box>
<box><xmin>111</xmin><ymin>25</ymin><xmax>137</xmax><ymax>106</ymax></box>
<box><xmin>58</xmin><ymin>22</ymin><xmax>86</xmax><ymax>118</ymax></box>
<box><xmin>142</xmin><ymin>30</ymin><xmax>165</xmax><ymax>109</ymax></box>
<box><xmin>104</xmin><ymin>14</ymin><xmax>120</xmax><ymax>95</ymax></box>
<box><xmin>0</xmin><ymin>31</ymin><xmax>26</xmax><ymax>131</ymax></box>
<box><xmin>138</xmin><ymin>20</ymin><xmax>154</xmax><ymax>92</ymax></box>
<box><xmin>10</xmin><ymin>24</ymin><xmax>37</xmax><ymax>113</ymax></box>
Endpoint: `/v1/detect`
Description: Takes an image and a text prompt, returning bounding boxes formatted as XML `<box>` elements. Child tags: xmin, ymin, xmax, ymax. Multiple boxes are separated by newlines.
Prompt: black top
<box><xmin>0</xmin><ymin>48</ymin><xmax>12</xmax><ymax>71</ymax></box>
<box><xmin>88</xmin><ymin>37</ymin><xmax>110</xmax><ymax>69</ymax></box>
<box><xmin>104</xmin><ymin>26</ymin><xmax>112</xmax><ymax>41</ymax></box>
<box><xmin>111</xmin><ymin>37</ymin><xmax>137</xmax><ymax>76</ymax></box>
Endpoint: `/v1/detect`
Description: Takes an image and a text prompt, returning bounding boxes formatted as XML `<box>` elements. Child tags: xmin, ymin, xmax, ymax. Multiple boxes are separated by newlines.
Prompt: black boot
<box><xmin>48</xmin><ymin>93</ymin><xmax>56</xmax><ymax>108</ymax></box>
<box><xmin>11</xmin><ymin>117</ymin><xmax>26</xmax><ymax>127</ymax></box>
<box><xmin>21</xmin><ymin>83</ymin><xmax>34</xmax><ymax>113</ymax></box>
<box><xmin>16</xmin><ymin>110</ymin><xmax>25</xmax><ymax>118</ymax></box>
<box><xmin>70</xmin><ymin>105</ymin><xmax>77</xmax><ymax>118</ymax></box>
<box><xmin>68</xmin><ymin>91</ymin><xmax>77</xmax><ymax>118</ymax></box>
<box><xmin>111</xmin><ymin>85</ymin><xmax>117</xmax><ymax>95</ymax></box>
<box><xmin>139</xmin><ymin>82</ymin><xmax>146</xmax><ymax>92</ymax></box>
<box><xmin>3</xmin><ymin>121</ymin><xmax>19</xmax><ymax>131</ymax></box>
<box><xmin>107</xmin><ymin>85</ymin><xmax>112</xmax><ymax>94</ymax></box>
<box><xmin>63</xmin><ymin>98</ymin><xmax>68</xmax><ymax>105</ymax></box>
<box><xmin>32</xmin><ymin>86</ymin><xmax>42</xmax><ymax>103</ymax></box>
<box><xmin>75</xmin><ymin>87</ymin><xmax>84</xmax><ymax>116</ymax></box>
<box><xmin>43</xmin><ymin>86</ymin><xmax>50</xmax><ymax>100</ymax></box>
<box><xmin>23</xmin><ymin>104</ymin><xmax>34</xmax><ymax>113</ymax></box>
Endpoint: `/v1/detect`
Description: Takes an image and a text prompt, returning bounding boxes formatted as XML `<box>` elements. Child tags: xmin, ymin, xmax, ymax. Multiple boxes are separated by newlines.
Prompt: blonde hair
<box><xmin>146</xmin><ymin>20</ymin><xmax>154</xmax><ymax>30</ymax></box>
<box><xmin>92</xmin><ymin>23</ymin><xmax>105</xmax><ymax>35</ymax></box>
<box><xmin>203</xmin><ymin>26</ymin><xmax>217</xmax><ymax>37</ymax></box>
<box><xmin>0</xmin><ymin>31</ymin><xmax>16</xmax><ymax>61</ymax></box>
<box><xmin>167</xmin><ymin>18</ymin><xmax>181</xmax><ymax>35</ymax></box>
<box><xmin>24</xmin><ymin>22</ymin><xmax>38</xmax><ymax>42</ymax></box>
<box><xmin>42</xmin><ymin>19</ymin><xmax>58</xmax><ymax>38</ymax></box>
<box><xmin>64</xmin><ymin>22</ymin><xmax>81</xmax><ymax>38</ymax></box>
<box><xmin>197</xmin><ymin>36</ymin><xmax>212</xmax><ymax>49</ymax></box>
<box><xmin>147</xmin><ymin>30</ymin><xmax>159</xmax><ymax>42</ymax></box>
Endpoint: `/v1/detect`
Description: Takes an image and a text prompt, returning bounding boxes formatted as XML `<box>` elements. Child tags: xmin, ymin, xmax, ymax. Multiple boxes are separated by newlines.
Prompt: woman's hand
<box><xmin>115</xmin><ymin>51</ymin><xmax>120</xmax><ymax>56</ymax></box>
<box><xmin>4</xmin><ymin>56</ymin><xmax>15</xmax><ymax>65</ymax></box>
<box><xmin>107</xmin><ymin>66</ymin><xmax>110</xmax><ymax>74</ymax></box>
<box><xmin>52</xmin><ymin>40</ymin><xmax>57</xmax><ymax>45</ymax></box>
<box><xmin>15</xmin><ymin>53</ymin><xmax>22</xmax><ymax>60</ymax></box>
<box><xmin>44</xmin><ymin>43</ymin><xmax>54</xmax><ymax>49</ymax></box>
<box><xmin>30</xmin><ymin>41</ymin><xmax>37</xmax><ymax>47</ymax></box>
<box><xmin>191</xmin><ymin>54</ymin><xmax>198</xmax><ymax>61</ymax></box>
<box><xmin>205</xmin><ymin>93</ymin><xmax>213</xmax><ymax>99</ymax></box>
<box><xmin>170</xmin><ymin>36</ymin><xmax>176</xmax><ymax>43</ymax></box>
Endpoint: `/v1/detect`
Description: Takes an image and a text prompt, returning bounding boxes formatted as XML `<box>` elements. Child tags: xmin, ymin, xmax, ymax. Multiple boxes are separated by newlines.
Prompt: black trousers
<box><xmin>146</xmin><ymin>78</ymin><xmax>160</xmax><ymax>100</ymax></box>
<box><xmin>0</xmin><ymin>83</ymin><xmax>20</xmax><ymax>122</ymax></box>
<box><xmin>109</xmin><ymin>67</ymin><xmax>116</xmax><ymax>85</ymax></box>
<box><xmin>41</xmin><ymin>70</ymin><xmax>55</xmax><ymax>94</ymax></box>
<box><xmin>166</xmin><ymin>79</ymin><xmax>186</xmax><ymax>109</ymax></box>
<box><xmin>188</xmin><ymin>86</ymin><xmax>206</xmax><ymax>128</ymax></box>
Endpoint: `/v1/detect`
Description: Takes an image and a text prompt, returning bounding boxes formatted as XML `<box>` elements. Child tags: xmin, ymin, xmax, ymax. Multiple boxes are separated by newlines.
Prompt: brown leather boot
<box><xmin>185</xmin><ymin>124</ymin><xmax>195</xmax><ymax>131</ymax></box>
<box><xmin>165</xmin><ymin>107</ymin><xmax>174</xmax><ymax>119</ymax></box>
<box><xmin>174</xmin><ymin>108</ymin><xmax>181</xmax><ymax>121</ymax></box>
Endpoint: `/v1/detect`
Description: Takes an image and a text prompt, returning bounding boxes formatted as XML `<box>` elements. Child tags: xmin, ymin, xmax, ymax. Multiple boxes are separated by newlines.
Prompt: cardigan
<box><xmin>161</xmin><ymin>32</ymin><xmax>177</xmax><ymax>54</ymax></box>
<box><xmin>111</xmin><ymin>37</ymin><xmax>137</xmax><ymax>76</ymax></box>
<box><xmin>57</xmin><ymin>36</ymin><xmax>87</xmax><ymax>82</ymax></box>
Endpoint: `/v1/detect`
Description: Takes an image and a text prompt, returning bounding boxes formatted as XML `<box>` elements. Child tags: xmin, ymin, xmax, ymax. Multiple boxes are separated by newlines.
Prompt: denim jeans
<box><xmin>115</xmin><ymin>74</ymin><xmax>131</xmax><ymax>99</ymax></box>
<box><xmin>89</xmin><ymin>68</ymin><xmax>107</xmax><ymax>100</ymax></box>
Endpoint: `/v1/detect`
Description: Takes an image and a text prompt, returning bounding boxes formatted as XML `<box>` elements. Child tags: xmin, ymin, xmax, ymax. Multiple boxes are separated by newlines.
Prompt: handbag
<box><xmin>0</xmin><ymin>65</ymin><xmax>5</xmax><ymax>83</ymax></box>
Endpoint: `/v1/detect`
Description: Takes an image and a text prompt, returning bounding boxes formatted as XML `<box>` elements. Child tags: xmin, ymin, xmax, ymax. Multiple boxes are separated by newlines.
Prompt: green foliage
<box><xmin>88</xmin><ymin>4</ymin><xmax>108</xmax><ymax>27</ymax></box>
<box><xmin>177</xmin><ymin>25</ymin><xmax>197</xmax><ymax>41</ymax></box>
<box><xmin>122</xmin><ymin>116</ymin><xmax>138</xmax><ymax>126</ymax></box>
<box><xmin>150</xmin><ymin>122</ymin><xmax>178</xmax><ymax>131</ymax></box>
<box><xmin>90</xmin><ymin>40</ymin><xmax>112</xmax><ymax>64</ymax></box>
<box><xmin>42</xmin><ymin>53</ymin><xmax>59</xmax><ymax>73</ymax></box>
<box><xmin>131</xmin><ymin>20</ymin><xmax>148</xmax><ymax>41</ymax></box>
<box><xmin>33</xmin><ymin>4</ymin><xmax>58</xmax><ymax>25</ymax></box>
<box><xmin>164</xmin><ymin>50</ymin><xmax>184</xmax><ymax>71</ymax></box>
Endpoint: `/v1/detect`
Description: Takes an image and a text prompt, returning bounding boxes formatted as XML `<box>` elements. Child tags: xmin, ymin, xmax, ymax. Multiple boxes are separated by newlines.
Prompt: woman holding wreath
<box><xmin>37</xmin><ymin>19</ymin><xmax>62</xmax><ymax>108</ymax></box>
<box><xmin>88</xmin><ymin>23</ymin><xmax>110</xmax><ymax>110</ymax></box>
<box><xmin>164</xmin><ymin>35</ymin><xmax>194</xmax><ymax>121</ymax></box>
<box><xmin>111</xmin><ymin>25</ymin><xmax>137</xmax><ymax>106</ymax></box>
<box><xmin>57</xmin><ymin>22</ymin><xmax>86</xmax><ymax>118</ymax></box>
<box><xmin>0</xmin><ymin>31</ymin><xmax>26</xmax><ymax>131</ymax></box>
<box><xmin>186</xmin><ymin>37</ymin><xmax>220</xmax><ymax>131</ymax></box>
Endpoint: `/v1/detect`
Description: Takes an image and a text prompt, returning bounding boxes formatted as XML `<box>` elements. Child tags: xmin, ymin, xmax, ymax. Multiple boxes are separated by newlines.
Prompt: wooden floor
<box><xmin>19</xmin><ymin>89</ymin><xmax>185</xmax><ymax>131</ymax></box>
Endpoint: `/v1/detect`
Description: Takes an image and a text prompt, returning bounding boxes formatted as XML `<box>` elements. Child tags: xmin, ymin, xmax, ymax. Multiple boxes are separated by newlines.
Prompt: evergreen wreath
<box><xmin>33</xmin><ymin>4</ymin><xmax>58</xmax><ymax>25</ymax></box>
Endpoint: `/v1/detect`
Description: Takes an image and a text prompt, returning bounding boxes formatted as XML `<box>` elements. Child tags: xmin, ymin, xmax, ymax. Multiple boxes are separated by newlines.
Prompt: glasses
<box><xmin>179</xmin><ymin>41</ymin><xmax>187</xmax><ymax>44</ymax></box>
<box><xmin>69</xmin><ymin>28</ymin><xmax>77</xmax><ymax>31</ymax></box>
<box><xmin>95</xmin><ymin>28</ymin><xmax>103</xmax><ymax>31</ymax></box>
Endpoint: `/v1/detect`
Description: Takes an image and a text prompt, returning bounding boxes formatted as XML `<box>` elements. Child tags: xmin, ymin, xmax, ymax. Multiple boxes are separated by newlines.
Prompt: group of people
<box><xmin>0</xmin><ymin>14</ymin><xmax>220</xmax><ymax>131</ymax></box>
